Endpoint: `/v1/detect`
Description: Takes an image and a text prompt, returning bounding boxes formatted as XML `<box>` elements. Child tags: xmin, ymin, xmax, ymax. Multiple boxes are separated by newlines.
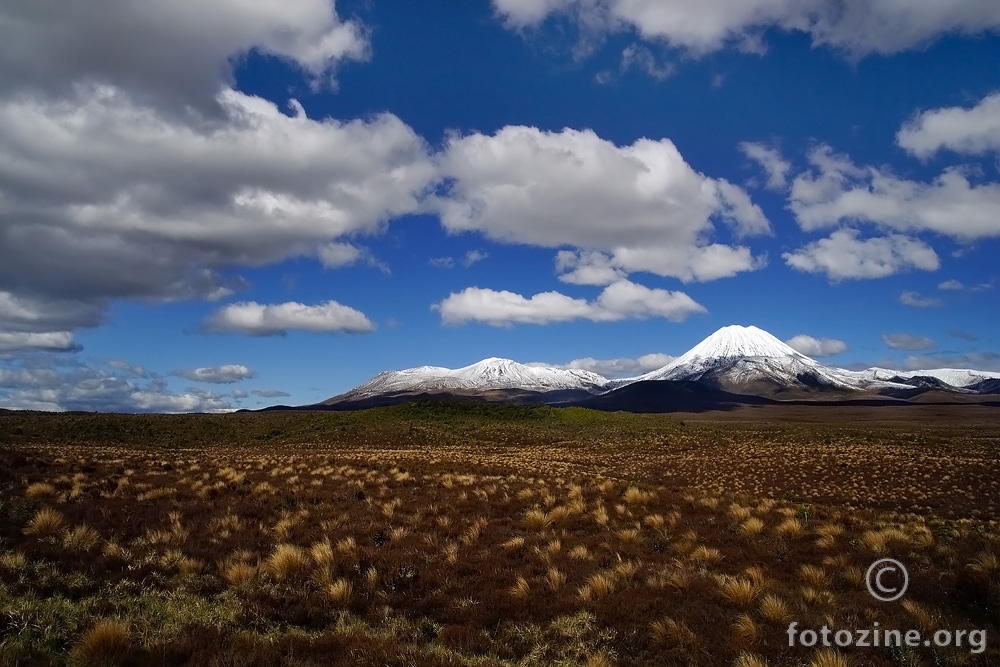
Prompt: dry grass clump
<box><xmin>579</xmin><ymin>571</ymin><xmax>617</xmax><ymax>601</ymax></box>
<box><xmin>759</xmin><ymin>594</ymin><xmax>793</xmax><ymax>623</ymax></box>
<box><xmin>901</xmin><ymin>599</ymin><xmax>937</xmax><ymax>633</ymax></box>
<box><xmin>623</xmin><ymin>486</ymin><xmax>656</xmax><ymax>505</ymax></box>
<box><xmin>63</xmin><ymin>524</ymin><xmax>101</xmax><ymax>551</ymax></box>
<box><xmin>25</xmin><ymin>482</ymin><xmax>59</xmax><ymax>499</ymax></box>
<box><xmin>808</xmin><ymin>648</ymin><xmax>851</xmax><ymax>667</ymax></box>
<box><xmin>650</xmin><ymin>615</ymin><xmax>697</xmax><ymax>648</ymax></box>
<box><xmin>546</xmin><ymin>567</ymin><xmax>566</xmax><ymax>591</ymax></box>
<box><xmin>223</xmin><ymin>561</ymin><xmax>257</xmax><ymax>587</ymax></box>
<box><xmin>733</xmin><ymin>653</ymin><xmax>769</xmax><ymax>667</ymax></box>
<box><xmin>328</xmin><ymin>578</ymin><xmax>353</xmax><ymax>605</ymax></box>
<box><xmin>266</xmin><ymin>543</ymin><xmax>311</xmax><ymax>581</ymax></box>
<box><xmin>72</xmin><ymin>620</ymin><xmax>130</xmax><ymax>665</ymax></box>
<box><xmin>510</xmin><ymin>575</ymin><xmax>531</xmax><ymax>600</ymax></box>
<box><xmin>798</xmin><ymin>564</ymin><xmax>829</xmax><ymax>587</ymax></box>
<box><xmin>738</xmin><ymin>517</ymin><xmax>765</xmax><ymax>537</ymax></box>
<box><xmin>688</xmin><ymin>545</ymin><xmax>723</xmax><ymax>566</ymax></box>
<box><xmin>24</xmin><ymin>507</ymin><xmax>66</xmax><ymax>537</ymax></box>
<box><xmin>524</xmin><ymin>508</ymin><xmax>552</xmax><ymax>531</ymax></box>
<box><xmin>502</xmin><ymin>536</ymin><xmax>526</xmax><ymax>552</ymax></box>
<box><xmin>966</xmin><ymin>551</ymin><xmax>999</xmax><ymax>580</ymax></box>
<box><xmin>775</xmin><ymin>517</ymin><xmax>805</xmax><ymax>539</ymax></box>
<box><xmin>731</xmin><ymin>613</ymin><xmax>760</xmax><ymax>648</ymax></box>
<box><xmin>717</xmin><ymin>575</ymin><xmax>763</xmax><ymax>607</ymax></box>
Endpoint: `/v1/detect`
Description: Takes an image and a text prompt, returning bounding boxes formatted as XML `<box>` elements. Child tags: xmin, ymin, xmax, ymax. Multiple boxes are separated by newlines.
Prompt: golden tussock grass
<box><xmin>717</xmin><ymin>576</ymin><xmax>763</xmax><ymax>607</ymax></box>
<box><xmin>328</xmin><ymin>578</ymin><xmax>353</xmax><ymax>605</ymax></box>
<box><xmin>266</xmin><ymin>543</ymin><xmax>310</xmax><ymax>581</ymax></box>
<box><xmin>650</xmin><ymin>615</ymin><xmax>697</xmax><ymax>648</ymax></box>
<box><xmin>808</xmin><ymin>648</ymin><xmax>851</xmax><ymax>667</ymax></box>
<box><xmin>731</xmin><ymin>613</ymin><xmax>760</xmax><ymax>648</ymax></box>
<box><xmin>25</xmin><ymin>482</ymin><xmax>58</xmax><ymax>499</ymax></box>
<box><xmin>72</xmin><ymin>620</ymin><xmax>130</xmax><ymax>666</ymax></box>
<box><xmin>733</xmin><ymin>653</ymin><xmax>769</xmax><ymax>667</ymax></box>
<box><xmin>759</xmin><ymin>594</ymin><xmax>793</xmax><ymax>623</ymax></box>
<box><xmin>738</xmin><ymin>517</ymin><xmax>765</xmax><ymax>537</ymax></box>
<box><xmin>24</xmin><ymin>507</ymin><xmax>66</xmax><ymax>537</ymax></box>
<box><xmin>510</xmin><ymin>575</ymin><xmax>531</xmax><ymax>600</ymax></box>
<box><xmin>579</xmin><ymin>571</ymin><xmax>617</xmax><ymax>601</ymax></box>
<box><xmin>775</xmin><ymin>517</ymin><xmax>805</xmax><ymax>539</ymax></box>
<box><xmin>62</xmin><ymin>524</ymin><xmax>101</xmax><ymax>551</ymax></box>
<box><xmin>546</xmin><ymin>566</ymin><xmax>566</xmax><ymax>591</ymax></box>
<box><xmin>222</xmin><ymin>561</ymin><xmax>256</xmax><ymax>587</ymax></box>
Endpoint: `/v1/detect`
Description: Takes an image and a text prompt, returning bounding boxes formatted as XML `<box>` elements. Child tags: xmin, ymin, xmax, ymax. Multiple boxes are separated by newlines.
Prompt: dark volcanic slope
<box><xmin>284</xmin><ymin>388</ymin><xmax>598</xmax><ymax>412</ymax></box>
<box><xmin>568</xmin><ymin>380</ymin><xmax>776</xmax><ymax>413</ymax></box>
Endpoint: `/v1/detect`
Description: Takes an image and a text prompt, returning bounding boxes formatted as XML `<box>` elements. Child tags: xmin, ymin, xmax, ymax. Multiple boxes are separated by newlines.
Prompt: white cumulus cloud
<box><xmin>205</xmin><ymin>300</ymin><xmax>375</xmax><ymax>335</ymax></box>
<box><xmin>1</xmin><ymin>0</ymin><xmax>369</xmax><ymax>107</ymax></box>
<box><xmin>783</xmin><ymin>229</ymin><xmax>940</xmax><ymax>281</ymax></box>
<box><xmin>433</xmin><ymin>125</ymin><xmax>770</xmax><ymax>283</ymax></box>
<box><xmin>897</xmin><ymin>91</ymin><xmax>1000</xmax><ymax>159</ymax></box>
<box><xmin>899</xmin><ymin>291</ymin><xmax>943</xmax><ymax>308</ymax></box>
<box><xmin>740</xmin><ymin>141</ymin><xmax>791</xmax><ymax>190</ymax></box>
<box><xmin>532</xmin><ymin>352</ymin><xmax>675</xmax><ymax>378</ymax></box>
<box><xmin>0</xmin><ymin>331</ymin><xmax>79</xmax><ymax>353</ymax></box>
<box><xmin>492</xmin><ymin>0</ymin><xmax>1000</xmax><ymax>58</ymax></box>
<box><xmin>789</xmin><ymin>145</ymin><xmax>1000</xmax><ymax>241</ymax></box>
<box><xmin>883</xmin><ymin>333</ymin><xmax>936</xmax><ymax>351</ymax></box>
<box><xmin>434</xmin><ymin>279</ymin><xmax>706</xmax><ymax>326</ymax></box>
<box><xmin>174</xmin><ymin>364</ymin><xmax>256</xmax><ymax>384</ymax></box>
<box><xmin>784</xmin><ymin>334</ymin><xmax>847</xmax><ymax>357</ymax></box>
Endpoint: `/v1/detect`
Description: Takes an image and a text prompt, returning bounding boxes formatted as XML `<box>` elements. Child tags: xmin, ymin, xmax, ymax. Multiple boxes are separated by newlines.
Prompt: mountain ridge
<box><xmin>318</xmin><ymin>325</ymin><xmax>1000</xmax><ymax>410</ymax></box>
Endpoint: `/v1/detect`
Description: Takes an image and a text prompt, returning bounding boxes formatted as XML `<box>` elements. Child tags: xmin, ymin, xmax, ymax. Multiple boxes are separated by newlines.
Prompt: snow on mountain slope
<box><xmin>854</xmin><ymin>367</ymin><xmax>1000</xmax><ymax>388</ymax></box>
<box><xmin>636</xmin><ymin>325</ymin><xmax>907</xmax><ymax>392</ymax></box>
<box><xmin>335</xmin><ymin>357</ymin><xmax>610</xmax><ymax>400</ymax></box>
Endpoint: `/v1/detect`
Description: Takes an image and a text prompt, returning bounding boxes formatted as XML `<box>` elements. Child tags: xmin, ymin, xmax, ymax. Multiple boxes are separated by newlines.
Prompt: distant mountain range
<box><xmin>307</xmin><ymin>325</ymin><xmax>1000</xmax><ymax>412</ymax></box>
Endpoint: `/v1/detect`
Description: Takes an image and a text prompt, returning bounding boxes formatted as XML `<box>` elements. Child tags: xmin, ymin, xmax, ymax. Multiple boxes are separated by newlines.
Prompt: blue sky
<box><xmin>1</xmin><ymin>0</ymin><xmax>998</xmax><ymax>411</ymax></box>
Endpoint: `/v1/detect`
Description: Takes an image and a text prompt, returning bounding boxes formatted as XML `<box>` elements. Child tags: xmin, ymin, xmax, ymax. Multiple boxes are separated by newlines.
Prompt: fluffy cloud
<box><xmin>899</xmin><ymin>291</ymin><xmax>942</xmax><ymax>308</ymax></box>
<box><xmin>433</xmin><ymin>126</ymin><xmax>770</xmax><ymax>283</ymax></box>
<box><xmin>901</xmin><ymin>352</ymin><xmax>1000</xmax><ymax>372</ymax></box>
<box><xmin>783</xmin><ymin>229</ymin><xmax>939</xmax><ymax>280</ymax></box>
<box><xmin>739</xmin><ymin>142</ymin><xmax>791</xmax><ymax>190</ymax></box>
<box><xmin>897</xmin><ymin>92</ymin><xmax>1000</xmax><ymax>159</ymax></box>
<box><xmin>532</xmin><ymin>353</ymin><xmax>674</xmax><ymax>378</ymax></box>
<box><xmin>492</xmin><ymin>0</ymin><xmax>1000</xmax><ymax>58</ymax></box>
<box><xmin>205</xmin><ymin>300</ymin><xmax>375</xmax><ymax>335</ymax></box>
<box><xmin>0</xmin><ymin>362</ymin><xmax>233</xmax><ymax>412</ymax></box>
<box><xmin>883</xmin><ymin>333</ymin><xmax>936</xmax><ymax>351</ymax></box>
<box><xmin>0</xmin><ymin>331</ymin><xmax>79</xmax><ymax>353</ymax></box>
<box><xmin>621</xmin><ymin>44</ymin><xmax>674</xmax><ymax>80</ymax></box>
<box><xmin>317</xmin><ymin>243</ymin><xmax>363</xmax><ymax>268</ymax></box>
<box><xmin>938</xmin><ymin>279</ymin><xmax>965</xmax><ymax>290</ymax></box>
<box><xmin>252</xmin><ymin>389</ymin><xmax>291</xmax><ymax>398</ymax></box>
<box><xmin>784</xmin><ymin>334</ymin><xmax>847</xmax><ymax>357</ymax></box>
<box><xmin>434</xmin><ymin>279</ymin><xmax>706</xmax><ymax>326</ymax></box>
<box><xmin>463</xmin><ymin>250</ymin><xmax>488</xmax><ymax>267</ymax></box>
<box><xmin>555</xmin><ymin>251</ymin><xmax>627</xmax><ymax>286</ymax></box>
<box><xmin>0</xmin><ymin>86</ymin><xmax>434</xmax><ymax>333</ymax></box>
<box><xmin>174</xmin><ymin>364</ymin><xmax>255</xmax><ymax>384</ymax></box>
<box><xmin>789</xmin><ymin>145</ymin><xmax>1000</xmax><ymax>241</ymax></box>
<box><xmin>1</xmin><ymin>0</ymin><xmax>368</xmax><ymax>107</ymax></box>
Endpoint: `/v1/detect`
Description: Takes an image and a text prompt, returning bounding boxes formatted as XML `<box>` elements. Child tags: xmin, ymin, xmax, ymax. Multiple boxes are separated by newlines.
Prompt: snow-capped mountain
<box><xmin>852</xmin><ymin>367</ymin><xmax>1000</xmax><ymax>389</ymax></box>
<box><xmin>319</xmin><ymin>325</ymin><xmax>998</xmax><ymax>409</ymax></box>
<box><xmin>331</xmin><ymin>357</ymin><xmax>610</xmax><ymax>401</ymax></box>
<box><xmin>633</xmin><ymin>325</ymin><xmax>896</xmax><ymax>394</ymax></box>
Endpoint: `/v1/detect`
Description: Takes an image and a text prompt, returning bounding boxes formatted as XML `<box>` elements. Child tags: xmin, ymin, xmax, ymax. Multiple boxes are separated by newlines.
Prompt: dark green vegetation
<box><xmin>1</xmin><ymin>404</ymin><xmax>998</xmax><ymax>666</ymax></box>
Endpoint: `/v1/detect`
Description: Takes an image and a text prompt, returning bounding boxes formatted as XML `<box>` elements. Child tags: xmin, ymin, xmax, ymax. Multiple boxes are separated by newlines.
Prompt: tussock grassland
<box><xmin>0</xmin><ymin>403</ymin><xmax>997</xmax><ymax>666</ymax></box>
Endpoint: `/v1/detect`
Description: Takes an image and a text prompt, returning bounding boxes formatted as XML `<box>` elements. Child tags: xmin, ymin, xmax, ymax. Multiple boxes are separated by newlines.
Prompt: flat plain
<box><xmin>0</xmin><ymin>403</ymin><xmax>998</xmax><ymax>666</ymax></box>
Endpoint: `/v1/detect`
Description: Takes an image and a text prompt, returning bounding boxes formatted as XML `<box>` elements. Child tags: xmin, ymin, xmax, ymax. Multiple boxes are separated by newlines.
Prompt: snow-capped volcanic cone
<box><xmin>635</xmin><ymin>324</ymin><xmax>880</xmax><ymax>395</ymax></box>
<box><xmin>326</xmin><ymin>357</ymin><xmax>610</xmax><ymax>404</ymax></box>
